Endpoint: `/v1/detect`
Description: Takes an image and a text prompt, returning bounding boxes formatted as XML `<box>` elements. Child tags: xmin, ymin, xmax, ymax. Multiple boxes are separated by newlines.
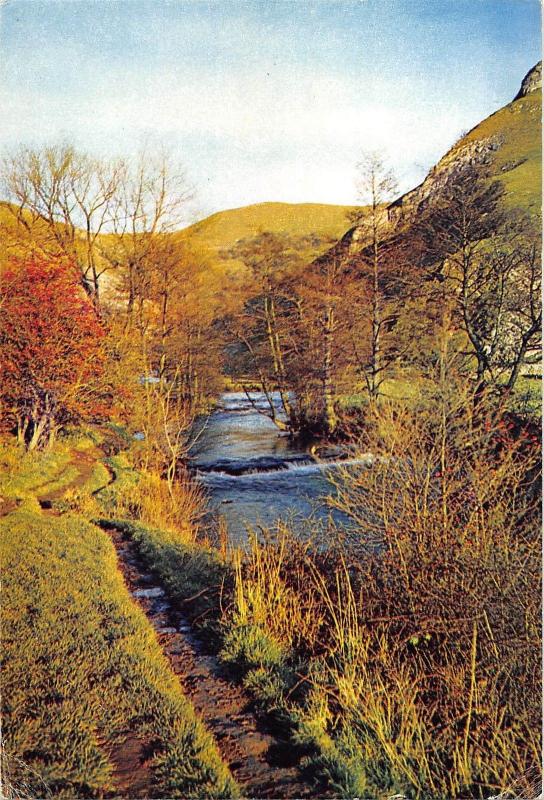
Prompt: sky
<box><xmin>0</xmin><ymin>0</ymin><xmax>541</xmax><ymax>221</ymax></box>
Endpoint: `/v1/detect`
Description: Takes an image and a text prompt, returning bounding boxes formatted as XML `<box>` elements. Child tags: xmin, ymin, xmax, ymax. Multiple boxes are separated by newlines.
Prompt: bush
<box><xmin>220</xmin><ymin>624</ymin><xmax>285</xmax><ymax>672</ymax></box>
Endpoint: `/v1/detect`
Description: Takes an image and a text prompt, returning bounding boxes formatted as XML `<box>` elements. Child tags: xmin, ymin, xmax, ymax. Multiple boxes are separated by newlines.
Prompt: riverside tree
<box><xmin>0</xmin><ymin>256</ymin><xmax>108</xmax><ymax>449</ymax></box>
<box><xmin>350</xmin><ymin>151</ymin><xmax>398</xmax><ymax>402</ymax></box>
<box><xmin>421</xmin><ymin>161</ymin><xmax>542</xmax><ymax>398</ymax></box>
<box><xmin>225</xmin><ymin>231</ymin><xmax>308</xmax><ymax>430</ymax></box>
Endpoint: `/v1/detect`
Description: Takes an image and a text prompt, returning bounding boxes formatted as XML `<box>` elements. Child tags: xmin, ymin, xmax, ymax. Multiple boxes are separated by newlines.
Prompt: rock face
<box><xmin>514</xmin><ymin>61</ymin><xmax>542</xmax><ymax>101</ymax></box>
<box><xmin>358</xmin><ymin>63</ymin><xmax>541</xmax><ymax>231</ymax></box>
<box><xmin>313</xmin><ymin>62</ymin><xmax>541</xmax><ymax>267</ymax></box>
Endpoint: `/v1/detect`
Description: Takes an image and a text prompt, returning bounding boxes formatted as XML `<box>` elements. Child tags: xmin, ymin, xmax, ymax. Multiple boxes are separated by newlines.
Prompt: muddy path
<box><xmin>32</xmin><ymin>445</ymin><xmax>318</xmax><ymax>797</ymax></box>
<box><xmin>107</xmin><ymin>524</ymin><xmax>316</xmax><ymax>799</ymax></box>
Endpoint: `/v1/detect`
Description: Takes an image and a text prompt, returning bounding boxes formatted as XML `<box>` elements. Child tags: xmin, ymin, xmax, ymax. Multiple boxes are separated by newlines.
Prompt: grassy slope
<box><xmin>0</xmin><ymin>442</ymin><xmax>237</xmax><ymax>800</ymax></box>
<box><xmin>0</xmin><ymin>201</ymin><xmax>62</xmax><ymax>273</ymax></box>
<box><xmin>181</xmin><ymin>202</ymin><xmax>359</xmax><ymax>249</ymax></box>
<box><xmin>177</xmin><ymin>201</ymin><xmax>360</xmax><ymax>273</ymax></box>
<box><xmin>433</xmin><ymin>89</ymin><xmax>541</xmax><ymax>213</ymax></box>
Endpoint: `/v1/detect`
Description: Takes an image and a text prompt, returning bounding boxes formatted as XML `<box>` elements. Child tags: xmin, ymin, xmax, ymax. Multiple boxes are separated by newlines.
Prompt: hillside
<box><xmin>388</xmin><ymin>61</ymin><xmax>541</xmax><ymax>221</ymax></box>
<box><xmin>177</xmin><ymin>201</ymin><xmax>361</xmax><ymax>269</ymax></box>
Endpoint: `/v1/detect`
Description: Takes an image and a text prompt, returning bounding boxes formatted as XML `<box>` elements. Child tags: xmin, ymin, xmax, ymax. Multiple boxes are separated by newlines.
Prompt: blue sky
<box><xmin>1</xmin><ymin>0</ymin><xmax>540</xmax><ymax>220</ymax></box>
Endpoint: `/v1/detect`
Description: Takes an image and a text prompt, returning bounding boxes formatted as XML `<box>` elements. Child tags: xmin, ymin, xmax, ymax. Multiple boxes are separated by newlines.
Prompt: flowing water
<box><xmin>190</xmin><ymin>392</ymin><xmax>362</xmax><ymax>544</ymax></box>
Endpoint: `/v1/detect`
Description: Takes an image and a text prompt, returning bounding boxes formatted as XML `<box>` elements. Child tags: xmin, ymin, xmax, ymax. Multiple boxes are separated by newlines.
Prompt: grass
<box><xmin>3</xmin><ymin>397</ymin><xmax>539</xmax><ymax>800</ymax></box>
<box><xmin>443</xmin><ymin>89</ymin><xmax>541</xmax><ymax>214</ymax></box>
<box><xmin>0</xmin><ymin>439</ymin><xmax>238</xmax><ymax>799</ymax></box>
<box><xmin>180</xmin><ymin>202</ymin><xmax>360</xmax><ymax>253</ymax></box>
<box><xmin>1</xmin><ymin>509</ymin><xmax>237</xmax><ymax>799</ymax></box>
<box><xmin>507</xmin><ymin>375</ymin><xmax>542</xmax><ymax>420</ymax></box>
<box><xmin>93</xmin><ymin>397</ymin><xmax>541</xmax><ymax>800</ymax></box>
<box><xmin>0</xmin><ymin>432</ymin><xmax>114</xmax><ymax>504</ymax></box>
<box><xmin>339</xmin><ymin>375</ymin><xmax>542</xmax><ymax>423</ymax></box>
<box><xmin>0</xmin><ymin>441</ymin><xmax>78</xmax><ymax>502</ymax></box>
<box><xmin>338</xmin><ymin>377</ymin><xmax>428</xmax><ymax>411</ymax></box>
<box><xmin>176</xmin><ymin>201</ymin><xmax>361</xmax><ymax>277</ymax></box>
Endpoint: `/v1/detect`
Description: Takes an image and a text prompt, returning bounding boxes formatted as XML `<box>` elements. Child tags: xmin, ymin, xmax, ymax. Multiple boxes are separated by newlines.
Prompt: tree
<box><xmin>287</xmin><ymin>246</ymin><xmax>356</xmax><ymax>435</ymax></box>
<box><xmin>422</xmin><ymin>161</ymin><xmax>541</xmax><ymax>397</ymax></box>
<box><xmin>106</xmin><ymin>150</ymin><xmax>192</xmax><ymax>326</ymax></box>
<box><xmin>225</xmin><ymin>232</ymin><xmax>309</xmax><ymax>430</ymax></box>
<box><xmin>350</xmin><ymin>152</ymin><xmax>398</xmax><ymax>402</ymax></box>
<box><xmin>1</xmin><ymin>144</ymin><xmax>123</xmax><ymax>306</ymax></box>
<box><xmin>1</xmin><ymin>256</ymin><xmax>108</xmax><ymax>449</ymax></box>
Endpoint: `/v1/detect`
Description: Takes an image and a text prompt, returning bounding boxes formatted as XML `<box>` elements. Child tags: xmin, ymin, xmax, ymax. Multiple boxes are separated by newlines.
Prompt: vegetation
<box><xmin>0</xmin><ymin>63</ymin><xmax>540</xmax><ymax>800</ymax></box>
<box><xmin>0</xmin><ymin>257</ymin><xmax>108</xmax><ymax>449</ymax></box>
<box><xmin>219</xmin><ymin>156</ymin><xmax>540</xmax><ymax>437</ymax></box>
<box><xmin>0</xmin><ymin>490</ymin><xmax>236</xmax><ymax>798</ymax></box>
<box><xmin>178</xmin><ymin>201</ymin><xmax>362</xmax><ymax>271</ymax></box>
<box><xmin>202</xmin><ymin>397</ymin><xmax>541</xmax><ymax>799</ymax></box>
<box><xmin>448</xmin><ymin>88</ymin><xmax>541</xmax><ymax>213</ymax></box>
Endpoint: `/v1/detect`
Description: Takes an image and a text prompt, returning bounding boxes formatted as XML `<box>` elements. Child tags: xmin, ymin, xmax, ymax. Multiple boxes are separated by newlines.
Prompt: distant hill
<box><xmin>177</xmin><ymin>202</ymin><xmax>361</xmax><ymax>270</ymax></box>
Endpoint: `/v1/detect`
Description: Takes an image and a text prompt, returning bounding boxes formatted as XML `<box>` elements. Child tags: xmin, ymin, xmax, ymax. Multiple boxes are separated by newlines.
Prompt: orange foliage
<box><xmin>1</xmin><ymin>256</ymin><xmax>109</xmax><ymax>448</ymax></box>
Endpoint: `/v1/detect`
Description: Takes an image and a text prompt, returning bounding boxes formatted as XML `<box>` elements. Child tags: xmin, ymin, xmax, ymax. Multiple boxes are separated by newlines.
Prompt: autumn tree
<box><xmin>1</xmin><ymin>144</ymin><xmax>123</xmax><ymax>305</ymax></box>
<box><xmin>1</xmin><ymin>256</ymin><xmax>108</xmax><ymax>449</ymax></box>
<box><xmin>104</xmin><ymin>150</ymin><xmax>190</xmax><ymax>317</ymax></box>
<box><xmin>225</xmin><ymin>232</ymin><xmax>310</xmax><ymax>429</ymax></box>
<box><xmin>286</xmin><ymin>246</ymin><xmax>356</xmax><ymax>435</ymax></box>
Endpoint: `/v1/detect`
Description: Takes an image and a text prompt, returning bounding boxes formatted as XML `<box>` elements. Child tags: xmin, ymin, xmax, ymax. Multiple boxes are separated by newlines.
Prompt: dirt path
<box><xmin>108</xmin><ymin>524</ymin><xmax>315</xmax><ymax>799</ymax></box>
<box><xmin>38</xmin><ymin>445</ymin><xmax>111</xmax><ymax>508</ymax></box>
<box><xmin>34</xmin><ymin>450</ymin><xmax>317</xmax><ymax>797</ymax></box>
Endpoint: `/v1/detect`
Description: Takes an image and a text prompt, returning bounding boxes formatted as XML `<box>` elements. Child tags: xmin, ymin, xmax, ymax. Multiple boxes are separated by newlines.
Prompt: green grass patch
<box><xmin>97</xmin><ymin>518</ymin><xmax>230</xmax><ymax>625</ymax></box>
<box><xmin>1</xmin><ymin>508</ymin><xmax>237</xmax><ymax>799</ymax></box>
<box><xmin>444</xmin><ymin>89</ymin><xmax>541</xmax><ymax>214</ymax></box>
<box><xmin>338</xmin><ymin>377</ymin><xmax>429</xmax><ymax>412</ymax></box>
<box><xmin>507</xmin><ymin>376</ymin><xmax>542</xmax><ymax>420</ymax></box>
<box><xmin>0</xmin><ymin>440</ymin><xmax>77</xmax><ymax>501</ymax></box>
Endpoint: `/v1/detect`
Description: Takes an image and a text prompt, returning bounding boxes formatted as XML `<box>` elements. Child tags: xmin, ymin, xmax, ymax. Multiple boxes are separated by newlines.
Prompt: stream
<box><xmin>190</xmin><ymin>392</ymin><xmax>362</xmax><ymax>544</ymax></box>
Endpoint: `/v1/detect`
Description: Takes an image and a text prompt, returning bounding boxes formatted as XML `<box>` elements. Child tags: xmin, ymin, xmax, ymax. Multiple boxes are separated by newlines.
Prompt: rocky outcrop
<box><xmin>315</xmin><ymin>63</ymin><xmax>540</xmax><ymax>263</ymax></box>
<box><xmin>386</xmin><ymin>134</ymin><xmax>501</xmax><ymax>225</ymax></box>
<box><xmin>356</xmin><ymin>64</ymin><xmax>542</xmax><ymax>231</ymax></box>
<box><xmin>514</xmin><ymin>61</ymin><xmax>541</xmax><ymax>101</ymax></box>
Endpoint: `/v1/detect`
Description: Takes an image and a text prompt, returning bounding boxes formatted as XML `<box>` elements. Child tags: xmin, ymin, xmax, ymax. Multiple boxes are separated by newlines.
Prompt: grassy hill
<box><xmin>443</xmin><ymin>87</ymin><xmax>541</xmax><ymax>213</ymax></box>
<box><xmin>177</xmin><ymin>201</ymin><xmax>361</xmax><ymax>269</ymax></box>
<box><xmin>389</xmin><ymin>67</ymin><xmax>541</xmax><ymax>220</ymax></box>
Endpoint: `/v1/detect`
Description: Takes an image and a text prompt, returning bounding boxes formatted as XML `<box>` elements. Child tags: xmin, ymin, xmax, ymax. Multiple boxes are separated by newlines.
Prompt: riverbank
<box><xmin>0</xmin><ymin>432</ymin><xmax>237</xmax><ymax>799</ymax></box>
<box><xmin>0</xmin><ymin>427</ymin><xmax>331</xmax><ymax>798</ymax></box>
<box><xmin>2</xmin><ymin>404</ymin><xmax>540</xmax><ymax>799</ymax></box>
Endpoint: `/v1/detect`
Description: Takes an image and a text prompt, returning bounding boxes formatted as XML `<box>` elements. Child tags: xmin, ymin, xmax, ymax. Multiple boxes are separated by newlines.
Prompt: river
<box><xmin>190</xmin><ymin>392</ymin><xmax>363</xmax><ymax>544</ymax></box>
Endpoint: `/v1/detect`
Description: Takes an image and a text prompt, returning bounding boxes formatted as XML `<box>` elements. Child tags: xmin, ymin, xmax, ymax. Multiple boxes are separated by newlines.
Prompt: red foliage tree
<box><xmin>1</xmin><ymin>256</ymin><xmax>109</xmax><ymax>449</ymax></box>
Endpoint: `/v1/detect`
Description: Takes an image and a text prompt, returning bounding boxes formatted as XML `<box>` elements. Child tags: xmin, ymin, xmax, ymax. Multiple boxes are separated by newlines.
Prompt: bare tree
<box><xmin>225</xmin><ymin>232</ymin><xmax>309</xmax><ymax>430</ymax></box>
<box><xmin>422</xmin><ymin>161</ymin><xmax>541</xmax><ymax>397</ymax></box>
<box><xmin>105</xmin><ymin>149</ymin><xmax>193</xmax><ymax>327</ymax></box>
<box><xmin>1</xmin><ymin>143</ymin><xmax>123</xmax><ymax>305</ymax></box>
<box><xmin>351</xmin><ymin>152</ymin><xmax>398</xmax><ymax>402</ymax></box>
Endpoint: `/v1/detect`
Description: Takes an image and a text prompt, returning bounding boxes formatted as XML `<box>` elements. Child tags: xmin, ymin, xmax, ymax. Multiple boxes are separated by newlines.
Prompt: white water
<box><xmin>190</xmin><ymin>392</ymin><xmax>366</xmax><ymax>544</ymax></box>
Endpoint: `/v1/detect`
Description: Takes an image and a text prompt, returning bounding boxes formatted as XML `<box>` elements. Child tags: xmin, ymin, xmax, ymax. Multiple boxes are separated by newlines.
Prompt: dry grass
<box><xmin>221</xmin><ymin>390</ymin><xmax>541</xmax><ymax>799</ymax></box>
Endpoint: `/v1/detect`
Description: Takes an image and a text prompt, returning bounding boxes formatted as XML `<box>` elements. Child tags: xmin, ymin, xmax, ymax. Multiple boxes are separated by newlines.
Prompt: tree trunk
<box><xmin>17</xmin><ymin>416</ymin><xmax>29</xmax><ymax>446</ymax></box>
<box><xmin>323</xmin><ymin>306</ymin><xmax>337</xmax><ymax>434</ymax></box>
<box><xmin>27</xmin><ymin>416</ymin><xmax>48</xmax><ymax>451</ymax></box>
<box><xmin>47</xmin><ymin>424</ymin><xmax>58</xmax><ymax>450</ymax></box>
<box><xmin>370</xmin><ymin>228</ymin><xmax>381</xmax><ymax>403</ymax></box>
